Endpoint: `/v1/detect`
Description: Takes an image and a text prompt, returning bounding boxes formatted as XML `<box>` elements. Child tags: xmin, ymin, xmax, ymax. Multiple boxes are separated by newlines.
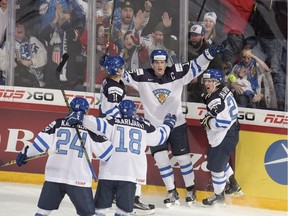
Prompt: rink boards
<box><xmin>0</xmin><ymin>86</ymin><xmax>287</xmax><ymax>211</ymax></box>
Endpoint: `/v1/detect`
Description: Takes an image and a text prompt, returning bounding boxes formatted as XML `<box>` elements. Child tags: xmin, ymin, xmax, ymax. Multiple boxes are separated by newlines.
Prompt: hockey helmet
<box><xmin>150</xmin><ymin>49</ymin><xmax>168</xmax><ymax>63</ymax></box>
<box><xmin>70</xmin><ymin>97</ymin><xmax>89</xmax><ymax>113</ymax></box>
<box><xmin>203</xmin><ymin>69</ymin><xmax>223</xmax><ymax>83</ymax></box>
<box><xmin>104</xmin><ymin>56</ymin><xmax>125</xmax><ymax>75</ymax></box>
<box><xmin>119</xmin><ymin>99</ymin><xmax>136</xmax><ymax>117</ymax></box>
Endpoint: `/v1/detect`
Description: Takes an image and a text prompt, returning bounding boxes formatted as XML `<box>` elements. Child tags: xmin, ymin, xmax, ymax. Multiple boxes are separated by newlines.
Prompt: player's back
<box><xmin>42</xmin><ymin>119</ymin><xmax>98</xmax><ymax>187</ymax></box>
<box><xmin>98</xmin><ymin>116</ymin><xmax>152</xmax><ymax>185</ymax></box>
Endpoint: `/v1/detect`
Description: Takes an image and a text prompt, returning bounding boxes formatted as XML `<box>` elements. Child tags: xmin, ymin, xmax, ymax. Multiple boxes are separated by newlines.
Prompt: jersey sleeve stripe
<box><xmin>33</xmin><ymin>135</ymin><xmax>49</xmax><ymax>152</ymax></box>
<box><xmin>96</xmin><ymin>118</ymin><xmax>101</xmax><ymax>132</ymax></box>
<box><xmin>99</xmin><ymin>144</ymin><xmax>113</xmax><ymax>161</ymax></box>
<box><xmin>32</xmin><ymin>142</ymin><xmax>45</xmax><ymax>153</ymax></box>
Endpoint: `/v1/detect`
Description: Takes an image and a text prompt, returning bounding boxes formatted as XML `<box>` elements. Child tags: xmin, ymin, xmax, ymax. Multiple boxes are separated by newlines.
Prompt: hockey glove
<box><xmin>65</xmin><ymin>111</ymin><xmax>84</xmax><ymax>126</ymax></box>
<box><xmin>16</xmin><ymin>146</ymin><xmax>29</xmax><ymax>167</ymax></box>
<box><xmin>204</xmin><ymin>44</ymin><xmax>225</xmax><ymax>60</ymax></box>
<box><xmin>163</xmin><ymin>113</ymin><xmax>177</xmax><ymax>130</ymax></box>
<box><xmin>200</xmin><ymin>115</ymin><xmax>213</xmax><ymax>130</ymax></box>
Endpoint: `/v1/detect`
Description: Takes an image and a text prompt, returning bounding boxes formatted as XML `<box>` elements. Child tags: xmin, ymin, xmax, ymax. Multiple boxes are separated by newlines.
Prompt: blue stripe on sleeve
<box><xmin>96</xmin><ymin>118</ymin><xmax>101</xmax><ymax>132</ymax></box>
<box><xmin>99</xmin><ymin>144</ymin><xmax>113</xmax><ymax>160</ymax></box>
<box><xmin>36</xmin><ymin>135</ymin><xmax>49</xmax><ymax>149</ymax></box>
<box><xmin>33</xmin><ymin>142</ymin><xmax>44</xmax><ymax>153</ymax></box>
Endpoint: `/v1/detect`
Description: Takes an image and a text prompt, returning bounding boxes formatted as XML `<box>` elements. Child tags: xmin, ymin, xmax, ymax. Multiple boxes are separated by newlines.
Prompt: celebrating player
<box><xmin>116</xmin><ymin>44</ymin><xmax>224</xmax><ymax>207</ymax></box>
<box><xmin>99</xmin><ymin>55</ymin><xmax>156</xmax><ymax>213</ymax></box>
<box><xmin>65</xmin><ymin>99</ymin><xmax>176</xmax><ymax>216</ymax></box>
<box><xmin>16</xmin><ymin>97</ymin><xmax>113</xmax><ymax>216</ymax></box>
<box><xmin>200</xmin><ymin>69</ymin><xmax>243</xmax><ymax>206</ymax></box>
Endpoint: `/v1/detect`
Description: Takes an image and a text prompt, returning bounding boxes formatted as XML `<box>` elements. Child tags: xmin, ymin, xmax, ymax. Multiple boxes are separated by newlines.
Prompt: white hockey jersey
<box><xmin>203</xmin><ymin>86</ymin><xmax>239</xmax><ymax>147</ymax></box>
<box><xmin>82</xmin><ymin>115</ymin><xmax>171</xmax><ymax>184</ymax></box>
<box><xmin>24</xmin><ymin>118</ymin><xmax>113</xmax><ymax>187</ymax></box>
<box><xmin>122</xmin><ymin>53</ymin><xmax>212</xmax><ymax>127</ymax></box>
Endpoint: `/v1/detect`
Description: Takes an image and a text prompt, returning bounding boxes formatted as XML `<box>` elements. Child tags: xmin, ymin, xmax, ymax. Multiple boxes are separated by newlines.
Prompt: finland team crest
<box><xmin>153</xmin><ymin>89</ymin><xmax>171</xmax><ymax>104</ymax></box>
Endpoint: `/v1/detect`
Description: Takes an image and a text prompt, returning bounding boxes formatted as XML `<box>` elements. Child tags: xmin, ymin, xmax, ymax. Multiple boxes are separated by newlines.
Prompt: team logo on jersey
<box><xmin>153</xmin><ymin>89</ymin><xmax>171</xmax><ymax>104</ymax></box>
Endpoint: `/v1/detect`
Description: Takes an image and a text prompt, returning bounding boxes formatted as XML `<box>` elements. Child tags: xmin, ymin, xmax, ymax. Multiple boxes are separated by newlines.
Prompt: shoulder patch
<box><xmin>131</xmin><ymin>69</ymin><xmax>144</xmax><ymax>76</ymax></box>
<box><xmin>174</xmin><ymin>63</ymin><xmax>183</xmax><ymax>72</ymax></box>
<box><xmin>207</xmin><ymin>98</ymin><xmax>221</xmax><ymax>114</ymax></box>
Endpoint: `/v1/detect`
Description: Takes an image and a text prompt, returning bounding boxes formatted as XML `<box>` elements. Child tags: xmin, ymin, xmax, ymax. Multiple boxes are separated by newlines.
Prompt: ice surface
<box><xmin>0</xmin><ymin>182</ymin><xmax>286</xmax><ymax>216</ymax></box>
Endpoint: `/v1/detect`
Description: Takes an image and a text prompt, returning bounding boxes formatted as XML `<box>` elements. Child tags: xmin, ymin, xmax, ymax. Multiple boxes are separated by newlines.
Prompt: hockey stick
<box><xmin>105</xmin><ymin>0</ymin><xmax>116</xmax><ymax>55</ymax></box>
<box><xmin>196</xmin><ymin>0</ymin><xmax>207</xmax><ymax>22</ymax></box>
<box><xmin>56</xmin><ymin>53</ymin><xmax>97</xmax><ymax>182</ymax></box>
<box><xmin>0</xmin><ymin>150</ymin><xmax>59</xmax><ymax>168</ymax></box>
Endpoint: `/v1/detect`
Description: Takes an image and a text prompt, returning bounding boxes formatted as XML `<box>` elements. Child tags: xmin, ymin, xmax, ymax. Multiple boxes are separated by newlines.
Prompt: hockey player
<box><xmin>16</xmin><ymin>97</ymin><xmax>113</xmax><ymax>216</ymax></box>
<box><xmin>66</xmin><ymin>99</ymin><xmax>177</xmax><ymax>216</ymax></box>
<box><xmin>99</xmin><ymin>56</ymin><xmax>156</xmax><ymax>214</ymax></box>
<box><xmin>98</xmin><ymin>55</ymin><xmax>126</xmax><ymax>117</ymax></box>
<box><xmin>114</xmin><ymin>44</ymin><xmax>224</xmax><ymax>207</ymax></box>
<box><xmin>200</xmin><ymin>69</ymin><xmax>243</xmax><ymax>206</ymax></box>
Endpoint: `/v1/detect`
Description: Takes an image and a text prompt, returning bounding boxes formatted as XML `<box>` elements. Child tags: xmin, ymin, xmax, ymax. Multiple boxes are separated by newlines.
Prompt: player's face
<box><xmin>152</xmin><ymin>60</ymin><xmax>167</xmax><ymax>77</ymax></box>
<box><xmin>203</xmin><ymin>79</ymin><xmax>217</xmax><ymax>94</ymax></box>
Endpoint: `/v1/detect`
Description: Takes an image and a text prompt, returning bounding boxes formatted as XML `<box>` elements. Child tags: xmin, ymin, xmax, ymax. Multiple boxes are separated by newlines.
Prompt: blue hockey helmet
<box><xmin>104</xmin><ymin>56</ymin><xmax>125</xmax><ymax>75</ymax></box>
<box><xmin>203</xmin><ymin>69</ymin><xmax>223</xmax><ymax>83</ymax></box>
<box><xmin>119</xmin><ymin>99</ymin><xmax>136</xmax><ymax>117</ymax></box>
<box><xmin>150</xmin><ymin>49</ymin><xmax>168</xmax><ymax>63</ymax></box>
<box><xmin>70</xmin><ymin>97</ymin><xmax>89</xmax><ymax>113</ymax></box>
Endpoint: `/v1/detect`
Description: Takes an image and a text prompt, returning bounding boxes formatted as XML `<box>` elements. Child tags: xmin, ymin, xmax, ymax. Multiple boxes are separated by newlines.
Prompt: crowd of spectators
<box><xmin>0</xmin><ymin>0</ymin><xmax>286</xmax><ymax>111</ymax></box>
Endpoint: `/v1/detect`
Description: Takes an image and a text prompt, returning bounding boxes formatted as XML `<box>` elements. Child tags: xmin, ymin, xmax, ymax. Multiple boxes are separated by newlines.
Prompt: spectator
<box><xmin>112</xmin><ymin>0</ymin><xmax>152</xmax><ymax>51</ymax></box>
<box><xmin>80</xmin><ymin>21</ymin><xmax>119</xmax><ymax>90</ymax></box>
<box><xmin>15</xmin><ymin>97</ymin><xmax>113</xmax><ymax>216</ymax></box>
<box><xmin>0</xmin><ymin>0</ymin><xmax>7</xmax><ymax>47</ymax></box>
<box><xmin>40</xmin><ymin>1</ymin><xmax>86</xmax><ymax>89</ymax></box>
<box><xmin>187</xmin><ymin>24</ymin><xmax>222</xmax><ymax>102</ymax></box>
<box><xmin>220</xmin><ymin>0</ymin><xmax>255</xmax><ymax>68</ymax></box>
<box><xmin>16</xmin><ymin>0</ymin><xmax>41</xmax><ymax>37</ymax></box>
<box><xmin>138</xmin><ymin>12</ymin><xmax>178</xmax><ymax>66</ymax></box>
<box><xmin>203</xmin><ymin>12</ymin><xmax>218</xmax><ymax>44</ymax></box>
<box><xmin>66</xmin><ymin>99</ymin><xmax>175</xmax><ymax>216</ymax></box>
<box><xmin>0</xmin><ymin>21</ymin><xmax>47</xmax><ymax>87</ymax></box>
<box><xmin>249</xmin><ymin>0</ymin><xmax>286</xmax><ymax>110</ymax></box>
<box><xmin>120</xmin><ymin>31</ymin><xmax>149</xmax><ymax>70</ymax></box>
<box><xmin>39</xmin><ymin>0</ymin><xmax>70</xmax><ymax>30</ymax></box>
<box><xmin>0</xmin><ymin>0</ymin><xmax>7</xmax><ymax>85</ymax></box>
<box><xmin>229</xmin><ymin>48</ymin><xmax>277</xmax><ymax>109</ymax></box>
